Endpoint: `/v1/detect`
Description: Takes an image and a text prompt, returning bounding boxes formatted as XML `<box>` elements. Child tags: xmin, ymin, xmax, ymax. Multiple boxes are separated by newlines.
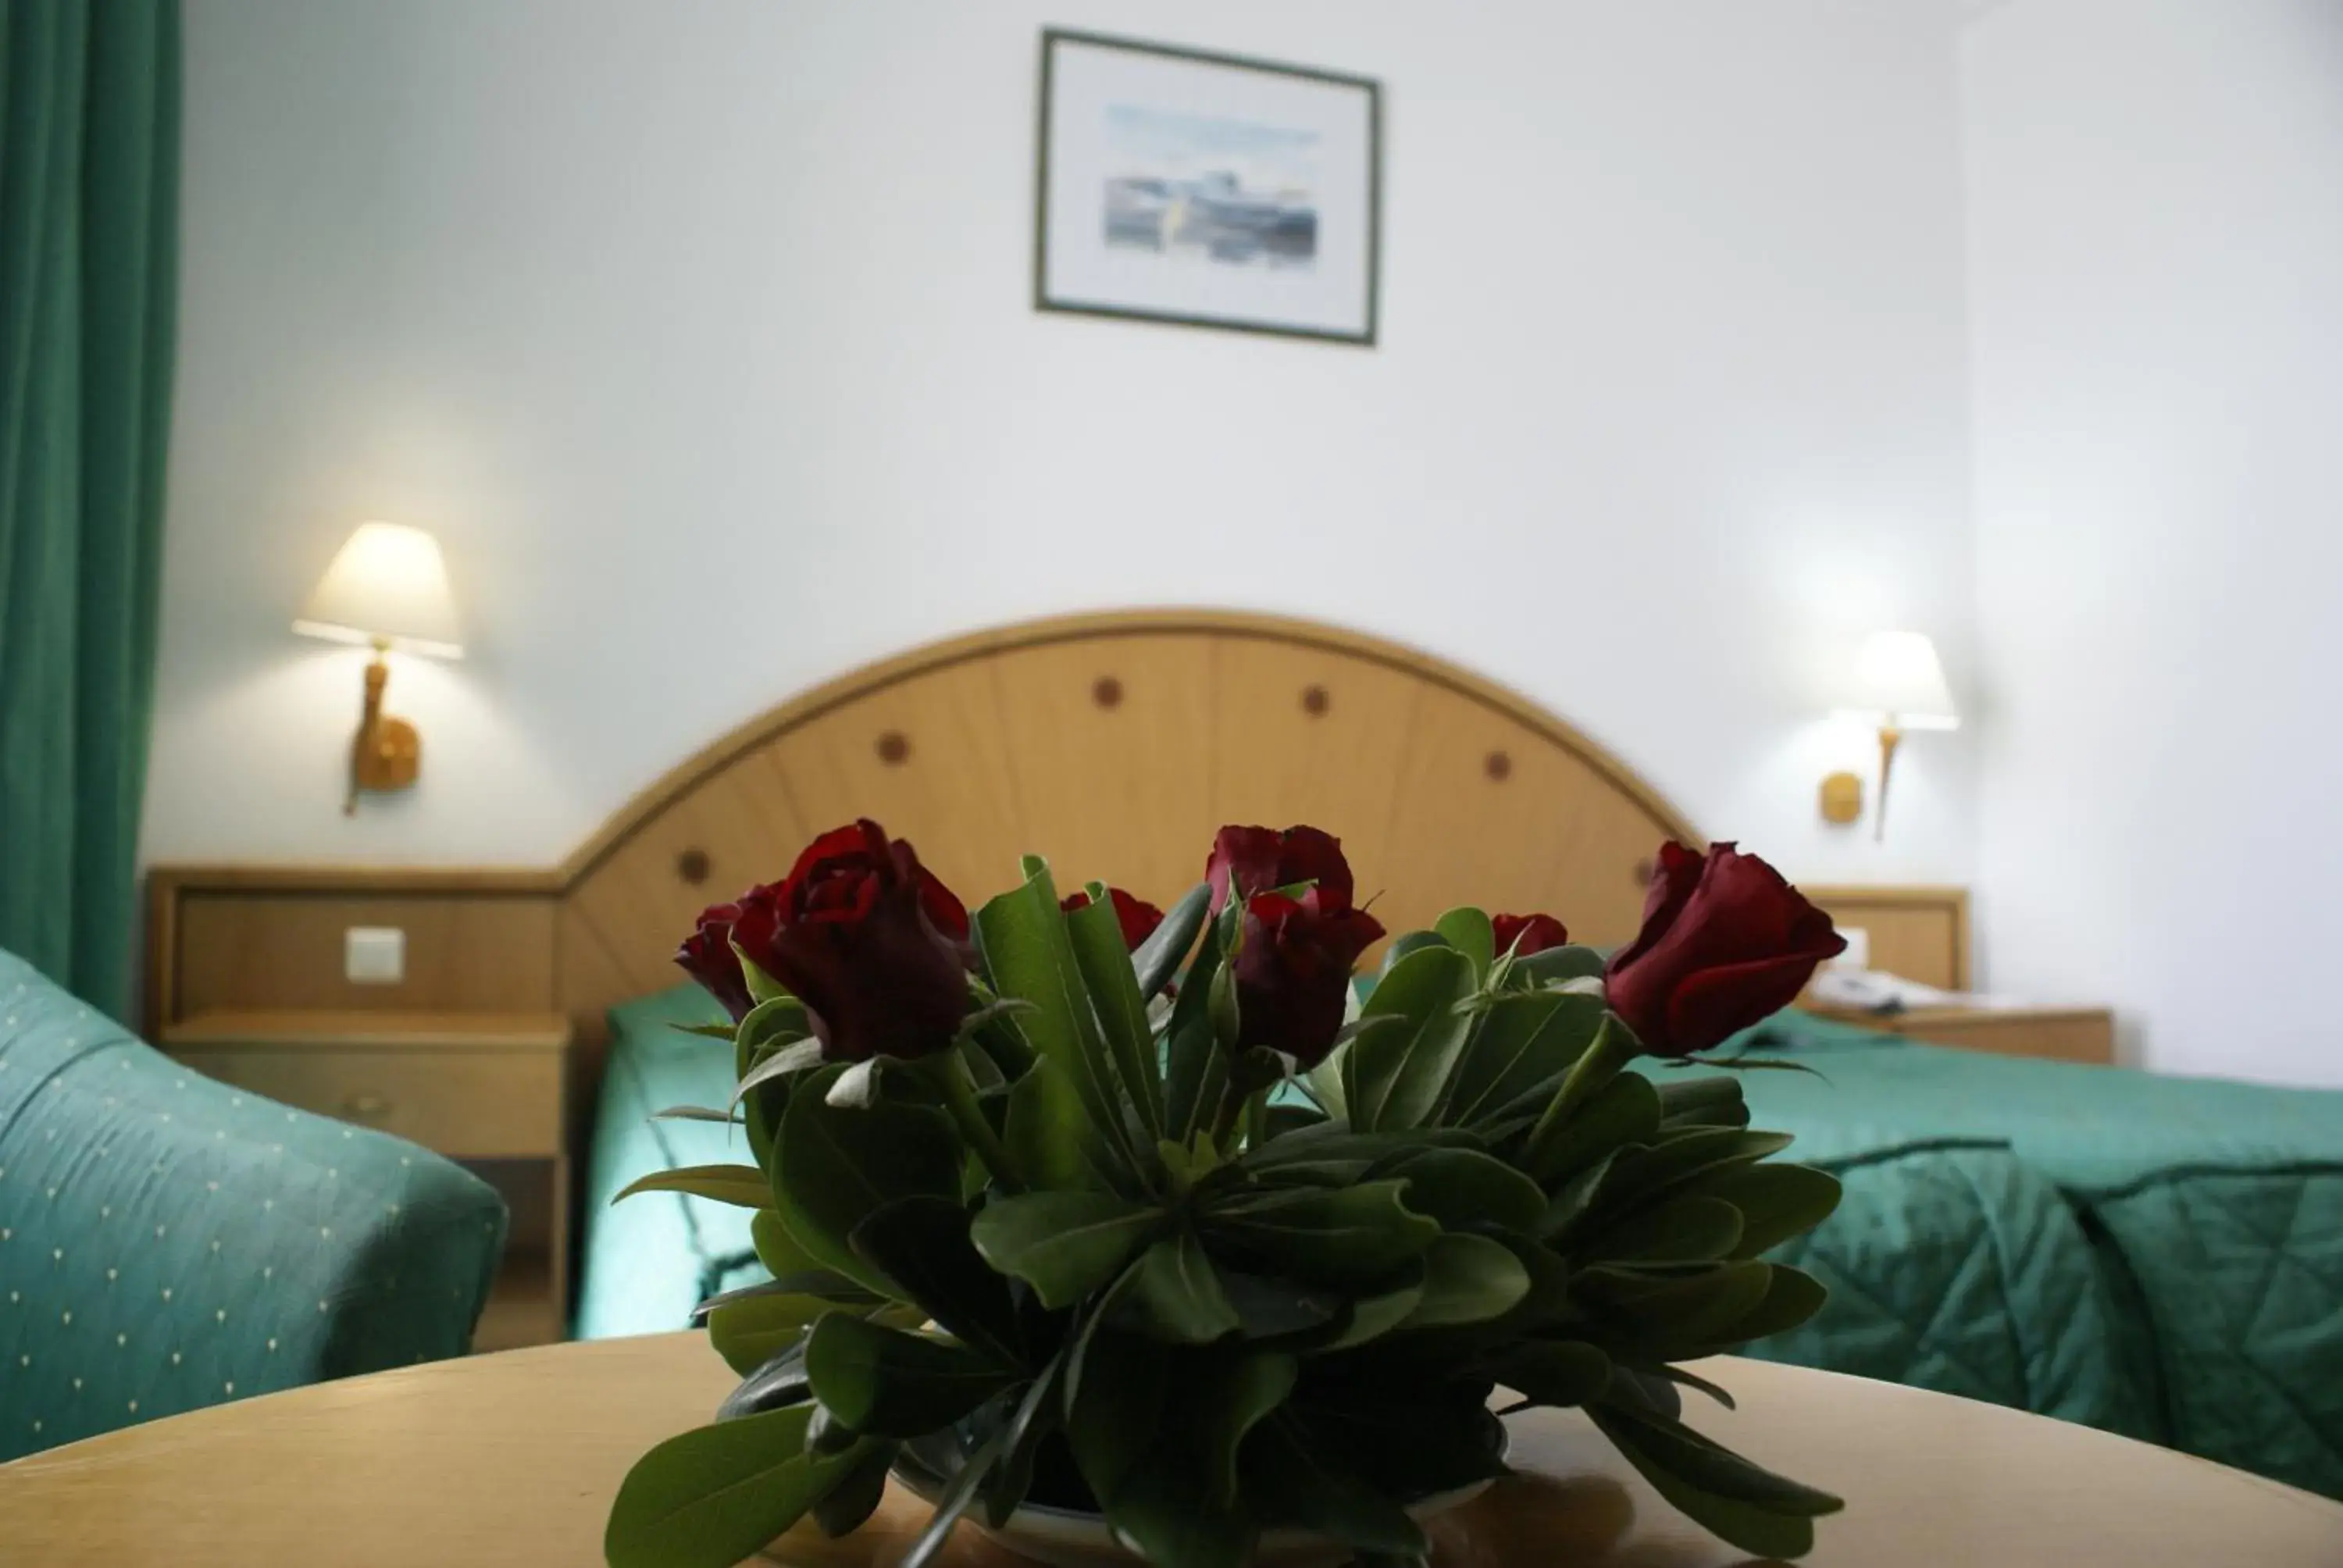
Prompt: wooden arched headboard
<box><xmin>548</xmin><ymin>610</ymin><xmax>1699</xmax><ymax>1038</ymax></box>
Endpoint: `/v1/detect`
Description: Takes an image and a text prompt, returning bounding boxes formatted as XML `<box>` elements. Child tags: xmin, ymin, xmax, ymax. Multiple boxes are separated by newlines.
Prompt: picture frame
<box><xmin>1033</xmin><ymin>29</ymin><xmax>1383</xmax><ymax>346</ymax></box>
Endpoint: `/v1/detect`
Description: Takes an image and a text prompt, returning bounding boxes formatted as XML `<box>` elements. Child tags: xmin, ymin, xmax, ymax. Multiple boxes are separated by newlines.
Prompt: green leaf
<box><xmin>1486</xmin><ymin>1339</ymin><xmax>1610</xmax><ymax>1408</ymax></box>
<box><xmin>1243</xmin><ymin>1413</ymin><xmax>1428</xmax><ymax>1557</ymax></box>
<box><xmin>1400</xmin><ymin>1233</ymin><xmax>1532</xmax><ymax>1330</ymax></box>
<box><xmin>735</xmin><ymin>995</ymin><xmax>812</xmax><ymax>1067</ymax></box>
<box><xmin>1608</xmin><ymin>1128</ymin><xmax>1796</xmax><ymax>1204</ymax></box>
<box><xmin>1004</xmin><ymin>1057</ymin><xmax>1098</xmax><ymax>1192</ymax></box>
<box><xmin>1134</xmin><ymin>882</ymin><xmax>1211</xmax><ymax>1000</ymax></box>
<box><xmin>612</xmin><ymin>1164</ymin><xmax>772</xmax><ymax>1210</ymax></box>
<box><xmin>1125</xmin><ymin>1231</ymin><xmax>1241</xmax><ymax>1344</ymax></box>
<box><xmin>1065</xmin><ymin>1324</ymin><xmax>1166</xmax><ymax>1504</ymax></box>
<box><xmin>803</xmin><ymin>1314</ymin><xmax>1015</xmax><ymax>1438</ymax></box>
<box><xmin>1512</xmin><ymin>944</ymin><xmax>1608</xmax><ymax>986</ymax></box>
<box><xmin>1589</xmin><ymin>1402</ymin><xmax>1842</xmax><ymax>1559</ymax></box>
<box><xmin>847</xmin><ymin>1196</ymin><xmax>1023</xmax><ymax>1367</ymax></box>
<box><xmin>897</xmin><ymin>1415</ymin><xmax>1014</xmax><ymax>1568</ymax></box>
<box><xmin>672</xmin><ymin>1021</ymin><xmax>740</xmax><ymax>1041</ymax></box>
<box><xmin>1717</xmin><ymin>1262</ymin><xmax>1828</xmax><ymax>1343</ymax></box>
<box><xmin>1069</xmin><ymin>881</ymin><xmax>1165</xmax><ymax>1137</ymax></box>
<box><xmin>1521</xmin><ymin>1070</ymin><xmax>1660</xmax><ymax>1188</ymax></box>
<box><xmin>733</xmin><ymin>1039</ymin><xmax>827</xmax><ymax>1108</ymax></box>
<box><xmin>1538</xmin><ymin>1149</ymin><xmax>1621</xmax><ymax>1242</ymax></box>
<box><xmin>773</xmin><ymin>1064</ymin><xmax>964</xmax><ymax>1295</ymax></box>
<box><xmin>971</xmin><ymin>1191</ymin><xmax>1160</xmax><ymax>1308</ymax></box>
<box><xmin>708</xmin><ymin>1292</ymin><xmax>834</xmax><ymax>1376</ymax></box>
<box><xmin>1164</xmin><ymin>924</ymin><xmax>1226</xmax><ymax>1142</ymax></box>
<box><xmin>1658</xmin><ymin>1363</ymin><xmax>1739</xmax><ymax>1410</ymax></box>
<box><xmin>1585</xmin><ymin>1194</ymin><xmax>1746</xmax><ymax>1265</ymax></box>
<box><xmin>1303</xmin><ymin>1047</ymin><xmax>1350</xmax><ymax>1124</ymax></box>
<box><xmin>737</xmin><ymin>950</ymin><xmax>792</xmax><ymax>1010</ymax></box>
<box><xmin>1217</xmin><ymin>1269</ymin><xmax>1343</xmax><ymax>1341</ymax></box>
<box><xmin>716</xmin><ymin>1342</ymin><xmax>811</xmax><ymax>1421</ymax></box>
<box><xmin>751</xmin><ymin>1210</ymin><xmax>820</xmax><ymax>1280</ymax></box>
<box><xmin>1685</xmin><ymin>1164</ymin><xmax>1843</xmax><ymax>1260</ymax></box>
<box><xmin>1579</xmin><ymin>1260</ymin><xmax>1777</xmax><ymax>1359</ymax></box>
<box><xmin>1104</xmin><ymin>1454</ymin><xmax>1256</xmax><ymax>1568</ymax></box>
<box><xmin>975</xmin><ymin>857</ymin><xmax>1138</xmax><ymax>1178</ymax></box>
<box><xmin>1321</xmin><ymin>1263</ymin><xmax>1427</xmax><ymax>1352</ymax></box>
<box><xmin>604</xmin><ymin>1404</ymin><xmax>870</xmax><ymax>1568</ymax></box>
<box><xmin>986</xmin><ymin>1356</ymin><xmax>1068</xmax><ymax>1528</ymax></box>
<box><xmin>1190</xmin><ymin>1351</ymin><xmax>1298</xmax><ymax>1507</ymax></box>
<box><xmin>1296</xmin><ymin>1391</ymin><xmax>1509</xmax><ymax>1497</ymax></box>
<box><xmin>650</xmin><ymin>1104</ymin><xmax>744</xmax><ymax>1125</ymax></box>
<box><xmin>1519</xmin><ymin>1020</ymin><xmax>1643</xmax><ymax>1182</ymax></box>
<box><xmin>1345</xmin><ymin>946</ymin><xmax>1476</xmax><ymax>1131</ymax></box>
<box><xmin>1655</xmin><ymin>1074</ymin><xmax>1749</xmax><ymax>1130</ymax></box>
<box><xmin>1202</xmin><ymin>1181</ymin><xmax>1439</xmax><ymax>1287</ymax></box>
<box><xmin>694</xmin><ymin>1270</ymin><xmax>876</xmax><ymax>1320</ymax></box>
<box><xmin>1376</xmin><ymin>930</ymin><xmax>1451</xmax><ymax>976</ymax></box>
<box><xmin>1242</xmin><ymin>1124</ymin><xmax>1487</xmax><ymax>1181</ymax></box>
<box><xmin>1443</xmin><ymin>991</ymin><xmax>1610</xmax><ymax>1127</ymax></box>
<box><xmin>1375</xmin><ymin>1146</ymin><xmax>1546</xmax><ymax>1235</ymax></box>
<box><xmin>1432</xmin><ymin>907</ymin><xmax>1496</xmax><ymax>979</ymax></box>
<box><xmin>810</xmin><ymin>1443</ymin><xmax>897</xmax><ymax>1538</ymax></box>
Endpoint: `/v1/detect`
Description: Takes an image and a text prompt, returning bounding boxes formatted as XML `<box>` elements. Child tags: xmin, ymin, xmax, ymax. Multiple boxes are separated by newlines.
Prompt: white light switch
<box><xmin>344</xmin><ymin>927</ymin><xmax>405</xmax><ymax>985</ymax></box>
<box><xmin>1832</xmin><ymin>926</ymin><xmax>1871</xmax><ymax>971</ymax></box>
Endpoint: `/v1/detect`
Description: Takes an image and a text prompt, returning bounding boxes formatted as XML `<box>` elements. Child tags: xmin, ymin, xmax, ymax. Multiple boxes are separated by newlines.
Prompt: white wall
<box><xmin>1965</xmin><ymin>0</ymin><xmax>2343</xmax><ymax>1082</ymax></box>
<box><xmin>148</xmin><ymin>0</ymin><xmax>1981</xmax><ymax>886</ymax></box>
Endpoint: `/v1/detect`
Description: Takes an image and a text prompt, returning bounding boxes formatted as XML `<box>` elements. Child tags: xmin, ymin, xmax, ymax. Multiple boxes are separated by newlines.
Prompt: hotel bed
<box><xmin>139</xmin><ymin>609</ymin><xmax>2343</xmax><ymax>1499</ymax></box>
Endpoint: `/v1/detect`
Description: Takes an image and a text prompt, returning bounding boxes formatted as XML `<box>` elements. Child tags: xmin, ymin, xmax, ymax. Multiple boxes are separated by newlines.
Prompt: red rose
<box><xmin>1231</xmin><ymin>887</ymin><xmax>1386</xmax><ymax>1067</ymax></box>
<box><xmin>1061</xmin><ymin>886</ymin><xmax>1166</xmax><ymax>950</ymax></box>
<box><xmin>1603</xmin><ymin>843</ymin><xmax>1846</xmax><ymax>1057</ymax></box>
<box><xmin>1492</xmin><ymin>913</ymin><xmax>1570</xmax><ymax>957</ymax></box>
<box><xmin>676</xmin><ymin>820</ymin><xmax>973</xmax><ymax>1062</ymax></box>
<box><xmin>676</xmin><ymin>900</ymin><xmax>756</xmax><ymax>1021</ymax></box>
<box><xmin>1206</xmin><ymin>825</ymin><xmax>1354</xmax><ymax>914</ymax></box>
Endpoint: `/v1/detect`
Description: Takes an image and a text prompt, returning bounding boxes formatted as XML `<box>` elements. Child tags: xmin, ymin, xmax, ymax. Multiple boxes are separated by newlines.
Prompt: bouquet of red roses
<box><xmin>605</xmin><ymin>821</ymin><xmax>1847</xmax><ymax>1568</ymax></box>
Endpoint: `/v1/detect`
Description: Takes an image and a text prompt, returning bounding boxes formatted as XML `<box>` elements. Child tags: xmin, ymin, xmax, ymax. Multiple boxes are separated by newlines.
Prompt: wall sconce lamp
<box><xmin>292</xmin><ymin>522</ymin><xmax>463</xmax><ymax>814</ymax></box>
<box><xmin>1821</xmin><ymin>629</ymin><xmax>1959</xmax><ymax>841</ymax></box>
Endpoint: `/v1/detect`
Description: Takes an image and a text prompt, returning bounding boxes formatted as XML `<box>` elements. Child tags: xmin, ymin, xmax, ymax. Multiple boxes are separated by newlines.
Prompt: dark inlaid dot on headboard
<box><xmin>676</xmin><ymin>847</ymin><xmax>711</xmax><ymax>886</ymax></box>
<box><xmin>1484</xmin><ymin>749</ymin><xmax>1512</xmax><ymax>782</ymax></box>
<box><xmin>876</xmin><ymin>730</ymin><xmax>911</xmax><ymax>765</ymax></box>
<box><xmin>1301</xmin><ymin>684</ymin><xmax>1331</xmax><ymax>718</ymax></box>
<box><xmin>1093</xmin><ymin>675</ymin><xmax>1124</xmax><ymax>709</ymax></box>
<box><xmin>1633</xmin><ymin>857</ymin><xmax>1656</xmax><ymax>887</ymax></box>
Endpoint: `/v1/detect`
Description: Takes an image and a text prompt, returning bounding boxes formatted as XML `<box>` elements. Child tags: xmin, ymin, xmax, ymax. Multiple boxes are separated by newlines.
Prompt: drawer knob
<box><xmin>343</xmin><ymin>1092</ymin><xmax>393</xmax><ymax>1122</ymax></box>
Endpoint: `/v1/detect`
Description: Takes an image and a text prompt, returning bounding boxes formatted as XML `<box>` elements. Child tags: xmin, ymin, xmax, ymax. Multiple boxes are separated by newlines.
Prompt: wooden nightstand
<box><xmin>160</xmin><ymin>1009</ymin><xmax>575</xmax><ymax>1352</ymax></box>
<box><xmin>1810</xmin><ymin>1004</ymin><xmax>2116</xmax><ymax>1065</ymax></box>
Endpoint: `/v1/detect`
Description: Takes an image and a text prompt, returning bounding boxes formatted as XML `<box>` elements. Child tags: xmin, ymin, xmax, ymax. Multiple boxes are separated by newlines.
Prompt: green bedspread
<box><xmin>1735</xmin><ymin>1010</ymin><xmax>2343</xmax><ymax>1497</ymax></box>
<box><xmin>576</xmin><ymin>992</ymin><xmax>2343</xmax><ymax>1497</ymax></box>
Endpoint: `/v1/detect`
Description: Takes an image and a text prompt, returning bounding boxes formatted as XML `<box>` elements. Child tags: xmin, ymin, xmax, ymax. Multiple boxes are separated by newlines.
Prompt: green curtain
<box><xmin>0</xmin><ymin>0</ymin><xmax>180</xmax><ymax>1019</ymax></box>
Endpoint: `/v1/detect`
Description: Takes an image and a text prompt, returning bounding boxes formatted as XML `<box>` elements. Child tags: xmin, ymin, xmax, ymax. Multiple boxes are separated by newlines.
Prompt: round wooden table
<box><xmin>2</xmin><ymin>1335</ymin><xmax>2339</xmax><ymax>1566</ymax></box>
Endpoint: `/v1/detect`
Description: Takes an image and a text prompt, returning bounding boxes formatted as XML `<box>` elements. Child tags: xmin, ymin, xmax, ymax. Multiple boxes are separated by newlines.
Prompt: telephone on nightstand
<box><xmin>1806</xmin><ymin>966</ymin><xmax>1960</xmax><ymax>1015</ymax></box>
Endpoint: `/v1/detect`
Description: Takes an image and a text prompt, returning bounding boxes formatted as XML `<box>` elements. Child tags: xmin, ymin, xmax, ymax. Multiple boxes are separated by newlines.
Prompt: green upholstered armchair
<box><xmin>0</xmin><ymin>950</ymin><xmax>508</xmax><ymax>1460</ymax></box>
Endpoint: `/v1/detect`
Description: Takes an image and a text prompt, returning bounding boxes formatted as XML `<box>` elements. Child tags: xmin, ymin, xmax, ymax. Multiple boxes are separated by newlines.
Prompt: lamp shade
<box><xmin>1835</xmin><ymin>629</ymin><xmax>1957</xmax><ymax>730</ymax></box>
<box><xmin>293</xmin><ymin>522</ymin><xmax>462</xmax><ymax>659</ymax></box>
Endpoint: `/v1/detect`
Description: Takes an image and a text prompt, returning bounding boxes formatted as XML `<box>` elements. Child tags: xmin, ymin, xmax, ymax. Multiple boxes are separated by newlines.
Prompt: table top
<box><xmin>2</xmin><ymin>1334</ymin><xmax>2339</xmax><ymax>1567</ymax></box>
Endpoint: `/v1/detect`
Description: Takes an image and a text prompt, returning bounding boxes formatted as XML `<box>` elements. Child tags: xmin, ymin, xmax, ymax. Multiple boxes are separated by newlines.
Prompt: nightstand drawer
<box><xmin>173</xmin><ymin>1048</ymin><xmax>563</xmax><ymax>1157</ymax></box>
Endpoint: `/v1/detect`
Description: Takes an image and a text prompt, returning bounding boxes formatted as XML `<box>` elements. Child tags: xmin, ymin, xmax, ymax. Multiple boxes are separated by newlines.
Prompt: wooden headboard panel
<box><xmin>149</xmin><ymin>610</ymin><xmax>1968</xmax><ymax>1062</ymax></box>
<box><xmin>550</xmin><ymin>610</ymin><xmax>1697</xmax><ymax>1045</ymax></box>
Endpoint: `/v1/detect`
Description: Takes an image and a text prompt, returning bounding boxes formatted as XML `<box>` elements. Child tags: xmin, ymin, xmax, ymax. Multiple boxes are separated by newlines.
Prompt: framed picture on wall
<box><xmin>1034</xmin><ymin>30</ymin><xmax>1382</xmax><ymax>346</ymax></box>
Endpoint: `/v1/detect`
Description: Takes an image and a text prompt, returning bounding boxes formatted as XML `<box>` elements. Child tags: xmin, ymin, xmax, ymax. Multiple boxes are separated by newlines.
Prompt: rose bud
<box><xmin>676</xmin><ymin>900</ymin><xmax>755</xmax><ymax>1022</ymax></box>
<box><xmin>1603</xmin><ymin>842</ymin><xmax>1846</xmax><ymax>1057</ymax></box>
<box><xmin>1061</xmin><ymin>886</ymin><xmax>1167</xmax><ymax>950</ymax></box>
<box><xmin>1231</xmin><ymin>887</ymin><xmax>1386</xmax><ymax>1067</ymax></box>
<box><xmin>708</xmin><ymin>819</ymin><xmax>973</xmax><ymax>1063</ymax></box>
<box><xmin>1205</xmin><ymin>825</ymin><xmax>1354</xmax><ymax>913</ymax></box>
<box><xmin>1492</xmin><ymin>913</ymin><xmax>1570</xmax><ymax>957</ymax></box>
